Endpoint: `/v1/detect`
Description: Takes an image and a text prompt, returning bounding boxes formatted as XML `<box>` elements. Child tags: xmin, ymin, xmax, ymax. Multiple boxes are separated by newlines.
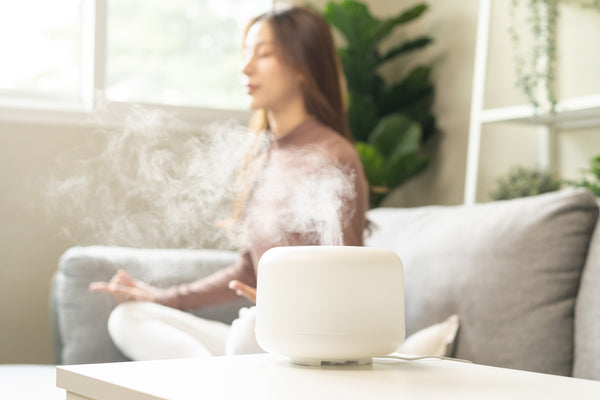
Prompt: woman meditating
<box><xmin>90</xmin><ymin>4</ymin><xmax>369</xmax><ymax>360</ymax></box>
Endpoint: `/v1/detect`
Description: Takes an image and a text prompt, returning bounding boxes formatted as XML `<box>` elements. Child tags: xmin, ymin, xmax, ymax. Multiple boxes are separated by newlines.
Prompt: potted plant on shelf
<box><xmin>490</xmin><ymin>166</ymin><xmax>561</xmax><ymax>201</ymax></box>
<box><xmin>319</xmin><ymin>0</ymin><xmax>439</xmax><ymax>207</ymax></box>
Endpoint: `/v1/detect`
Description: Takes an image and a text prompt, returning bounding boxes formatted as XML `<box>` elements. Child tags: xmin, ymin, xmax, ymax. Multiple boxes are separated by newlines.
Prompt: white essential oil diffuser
<box><xmin>255</xmin><ymin>246</ymin><xmax>405</xmax><ymax>366</ymax></box>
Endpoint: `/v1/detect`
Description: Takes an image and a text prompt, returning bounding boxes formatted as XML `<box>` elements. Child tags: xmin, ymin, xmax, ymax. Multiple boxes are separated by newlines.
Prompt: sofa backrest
<box><xmin>365</xmin><ymin>188</ymin><xmax>598</xmax><ymax>377</ymax></box>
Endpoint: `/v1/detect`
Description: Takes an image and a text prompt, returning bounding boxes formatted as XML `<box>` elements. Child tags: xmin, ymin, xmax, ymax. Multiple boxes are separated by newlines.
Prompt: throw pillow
<box><xmin>398</xmin><ymin>314</ymin><xmax>459</xmax><ymax>357</ymax></box>
<box><xmin>366</xmin><ymin>188</ymin><xmax>598</xmax><ymax>376</ymax></box>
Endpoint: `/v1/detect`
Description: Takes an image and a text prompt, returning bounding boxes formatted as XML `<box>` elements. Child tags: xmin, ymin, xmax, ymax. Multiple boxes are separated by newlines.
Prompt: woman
<box><xmin>90</xmin><ymin>4</ymin><xmax>369</xmax><ymax>360</ymax></box>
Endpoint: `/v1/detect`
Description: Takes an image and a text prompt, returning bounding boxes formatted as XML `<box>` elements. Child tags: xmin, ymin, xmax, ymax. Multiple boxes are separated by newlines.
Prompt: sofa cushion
<box><xmin>366</xmin><ymin>188</ymin><xmax>598</xmax><ymax>376</ymax></box>
<box><xmin>54</xmin><ymin>246</ymin><xmax>249</xmax><ymax>365</ymax></box>
<box><xmin>574</xmin><ymin>216</ymin><xmax>600</xmax><ymax>380</ymax></box>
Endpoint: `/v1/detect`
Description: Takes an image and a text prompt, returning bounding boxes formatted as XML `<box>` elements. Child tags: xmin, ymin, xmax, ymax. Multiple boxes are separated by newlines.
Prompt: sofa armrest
<box><xmin>52</xmin><ymin>246</ymin><xmax>251</xmax><ymax>365</ymax></box>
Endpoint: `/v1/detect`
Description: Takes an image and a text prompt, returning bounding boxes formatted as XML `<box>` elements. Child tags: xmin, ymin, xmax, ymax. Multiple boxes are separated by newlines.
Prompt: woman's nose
<box><xmin>241</xmin><ymin>54</ymin><xmax>254</xmax><ymax>76</ymax></box>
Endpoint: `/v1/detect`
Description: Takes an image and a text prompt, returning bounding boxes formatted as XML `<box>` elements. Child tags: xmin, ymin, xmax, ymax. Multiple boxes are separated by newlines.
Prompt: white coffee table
<box><xmin>57</xmin><ymin>354</ymin><xmax>600</xmax><ymax>399</ymax></box>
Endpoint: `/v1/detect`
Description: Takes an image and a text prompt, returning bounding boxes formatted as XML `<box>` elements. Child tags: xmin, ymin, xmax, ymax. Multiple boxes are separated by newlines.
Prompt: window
<box><xmin>0</xmin><ymin>0</ymin><xmax>271</xmax><ymax>116</ymax></box>
<box><xmin>106</xmin><ymin>0</ymin><xmax>271</xmax><ymax>109</ymax></box>
<box><xmin>0</xmin><ymin>0</ymin><xmax>83</xmax><ymax>108</ymax></box>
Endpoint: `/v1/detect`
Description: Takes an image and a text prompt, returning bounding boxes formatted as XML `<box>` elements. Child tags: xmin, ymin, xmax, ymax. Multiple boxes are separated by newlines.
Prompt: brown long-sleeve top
<box><xmin>160</xmin><ymin>117</ymin><xmax>369</xmax><ymax>310</ymax></box>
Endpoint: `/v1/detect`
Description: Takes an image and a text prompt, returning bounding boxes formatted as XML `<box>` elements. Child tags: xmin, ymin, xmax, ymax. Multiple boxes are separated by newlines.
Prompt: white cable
<box><xmin>375</xmin><ymin>354</ymin><xmax>473</xmax><ymax>364</ymax></box>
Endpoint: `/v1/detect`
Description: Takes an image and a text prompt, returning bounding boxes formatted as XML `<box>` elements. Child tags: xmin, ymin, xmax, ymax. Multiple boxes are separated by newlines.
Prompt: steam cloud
<box><xmin>235</xmin><ymin>147</ymin><xmax>356</xmax><ymax>248</ymax></box>
<box><xmin>47</xmin><ymin>104</ymin><xmax>356</xmax><ymax>250</ymax></box>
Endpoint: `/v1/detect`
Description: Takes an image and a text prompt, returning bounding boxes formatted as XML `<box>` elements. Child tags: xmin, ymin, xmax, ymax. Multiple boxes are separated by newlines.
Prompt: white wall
<box><xmin>0</xmin><ymin>122</ymin><xmax>92</xmax><ymax>363</ymax></box>
<box><xmin>555</xmin><ymin>6</ymin><xmax>600</xmax><ymax>180</ymax></box>
<box><xmin>1</xmin><ymin>0</ymin><xmax>599</xmax><ymax>363</ymax></box>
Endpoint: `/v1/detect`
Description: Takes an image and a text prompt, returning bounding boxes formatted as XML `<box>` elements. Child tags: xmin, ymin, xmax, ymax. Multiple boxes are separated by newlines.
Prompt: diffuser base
<box><xmin>290</xmin><ymin>358</ymin><xmax>373</xmax><ymax>367</ymax></box>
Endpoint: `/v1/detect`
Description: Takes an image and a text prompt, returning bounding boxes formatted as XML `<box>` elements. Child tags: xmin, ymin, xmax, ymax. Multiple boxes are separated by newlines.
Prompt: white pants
<box><xmin>107</xmin><ymin>302</ymin><xmax>264</xmax><ymax>361</ymax></box>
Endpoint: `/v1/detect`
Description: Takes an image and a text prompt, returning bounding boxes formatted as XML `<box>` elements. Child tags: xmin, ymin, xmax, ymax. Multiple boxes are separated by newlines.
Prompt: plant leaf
<box><xmin>382</xmin><ymin>153</ymin><xmax>429</xmax><ymax>188</ymax></box>
<box><xmin>324</xmin><ymin>0</ymin><xmax>379</xmax><ymax>53</ymax></box>
<box><xmin>376</xmin><ymin>66</ymin><xmax>436</xmax><ymax>142</ymax></box>
<box><xmin>347</xmin><ymin>91</ymin><xmax>379</xmax><ymax>142</ymax></box>
<box><xmin>355</xmin><ymin>142</ymin><xmax>385</xmax><ymax>186</ymax></box>
<box><xmin>399</xmin><ymin>91</ymin><xmax>437</xmax><ymax>142</ymax></box>
<box><xmin>368</xmin><ymin>114</ymin><xmax>427</xmax><ymax>188</ymax></box>
<box><xmin>371</xmin><ymin>3</ymin><xmax>428</xmax><ymax>44</ymax></box>
<box><xmin>368</xmin><ymin>113</ymin><xmax>422</xmax><ymax>159</ymax></box>
<box><xmin>377</xmin><ymin>36</ymin><xmax>433</xmax><ymax>65</ymax></box>
<box><xmin>590</xmin><ymin>155</ymin><xmax>600</xmax><ymax>179</ymax></box>
<box><xmin>377</xmin><ymin>66</ymin><xmax>432</xmax><ymax>112</ymax></box>
<box><xmin>338</xmin><ymin>48</ymin><xmax>379</xmax><ymax>94</ymax></box>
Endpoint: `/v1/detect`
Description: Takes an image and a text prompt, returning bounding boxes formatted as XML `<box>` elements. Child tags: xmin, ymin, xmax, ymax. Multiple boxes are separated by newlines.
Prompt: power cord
<box><xmin>375</xmin><ymin>354</ymin><xmax>473</xmax><ymax>364</ymax></box>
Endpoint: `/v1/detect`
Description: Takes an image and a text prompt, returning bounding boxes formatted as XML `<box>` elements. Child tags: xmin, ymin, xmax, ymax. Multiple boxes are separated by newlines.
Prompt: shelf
<box><xmin>480</xmin><ymin>94</ymin><xmax>600</xmax><ymax>129</ymax></box>
<box><xmin>465</xmin><ymin>0</ymin><xmax>600</xmax><ymax>205</ymax></box>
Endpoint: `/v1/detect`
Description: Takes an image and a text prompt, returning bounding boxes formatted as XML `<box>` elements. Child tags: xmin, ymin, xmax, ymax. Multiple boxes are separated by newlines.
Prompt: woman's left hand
<box><xmin>89</xmin><ymin>270</ymin><xmax>163</xmax><ymax>303</ymax></box>
<box><xmin>228</xmin><ymin>280</ymin><xmax>257</xmax><ymax>303</ymax></box>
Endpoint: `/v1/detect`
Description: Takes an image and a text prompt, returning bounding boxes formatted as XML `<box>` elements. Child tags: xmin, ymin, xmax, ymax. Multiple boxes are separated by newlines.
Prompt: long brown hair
<box><xmin>222</xmin><ymin>6</ymin><xmax>352</xmax><ymax>229</ymax></box>
<box><xmin>243</xmin><ymin>5</ymin><xmax>352</xmax><ymax>141</ymax></box>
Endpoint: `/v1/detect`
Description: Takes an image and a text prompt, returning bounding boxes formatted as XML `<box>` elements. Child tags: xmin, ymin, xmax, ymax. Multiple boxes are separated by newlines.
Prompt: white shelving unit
<box><xmin>463</xmin><ymin>0</ymin><xmax>600</xmax><ymax>205</ymax></box>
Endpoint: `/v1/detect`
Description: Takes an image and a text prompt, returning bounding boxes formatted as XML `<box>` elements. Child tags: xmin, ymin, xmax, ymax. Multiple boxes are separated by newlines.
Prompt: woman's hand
<box><xmin>228</xmin><ymin>280</ymin><xmax>257</xmax><ymax>303</ymax></box>
<box><xmin>89</xmin><ymin>270</ymin><xmax>164</xmax><ymax>303</ymax></box>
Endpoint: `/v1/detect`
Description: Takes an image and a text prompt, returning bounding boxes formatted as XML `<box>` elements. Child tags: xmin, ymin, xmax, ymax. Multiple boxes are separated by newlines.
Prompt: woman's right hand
<box><xmin>228</xmin><ymin>280</ymin><xmax>257</xmax><ymax>303</ymax></box>
<box><xmin>89</xmin><ymin>270</ymin><xmax>164</xmax><ymax>304</ymax></box>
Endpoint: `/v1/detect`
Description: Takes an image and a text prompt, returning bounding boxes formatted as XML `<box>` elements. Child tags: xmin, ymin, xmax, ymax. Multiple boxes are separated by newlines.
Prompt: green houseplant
<box><xmin>490</xmin><ymin>166</ymin><xmax>561</xmax><ymax>200</ymax></box>
<box><xmin>565</xmin><ymin>155</ymin><xmax>600</xmax><ymax>196</ymax></box>
<box><xmin>319</xmin><ymin>0</ymin><xmax>438</xmax><ymax>206</ymax></box>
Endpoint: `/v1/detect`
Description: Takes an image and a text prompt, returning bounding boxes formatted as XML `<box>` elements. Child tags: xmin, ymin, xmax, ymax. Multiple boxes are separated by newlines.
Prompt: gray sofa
<box><xmin>51</xmin><ymin>188</ymin><xmax>600</xmax><ymax>380</ymax></box>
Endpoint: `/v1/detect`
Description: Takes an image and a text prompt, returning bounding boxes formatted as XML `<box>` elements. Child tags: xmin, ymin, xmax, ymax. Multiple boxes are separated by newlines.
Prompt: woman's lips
<box><xmin>246</xmin><ymin>84</ymin><xmax>258</xmax><ymax>95</ymax></box>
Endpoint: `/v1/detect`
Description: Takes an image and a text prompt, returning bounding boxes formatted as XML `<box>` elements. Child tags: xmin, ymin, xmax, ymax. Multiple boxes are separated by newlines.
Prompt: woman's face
<box><xmin>242</xmin><ymin>20</ymin><xmax>303</xmax><ymax>111</ymax></box>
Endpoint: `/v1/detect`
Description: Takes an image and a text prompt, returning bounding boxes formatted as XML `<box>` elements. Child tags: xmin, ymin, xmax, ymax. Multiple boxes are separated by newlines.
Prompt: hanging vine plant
<box><xmin>509</xmin><ymin>0</ymin><xmax>600</xmax><ymax>113</ymax></box>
